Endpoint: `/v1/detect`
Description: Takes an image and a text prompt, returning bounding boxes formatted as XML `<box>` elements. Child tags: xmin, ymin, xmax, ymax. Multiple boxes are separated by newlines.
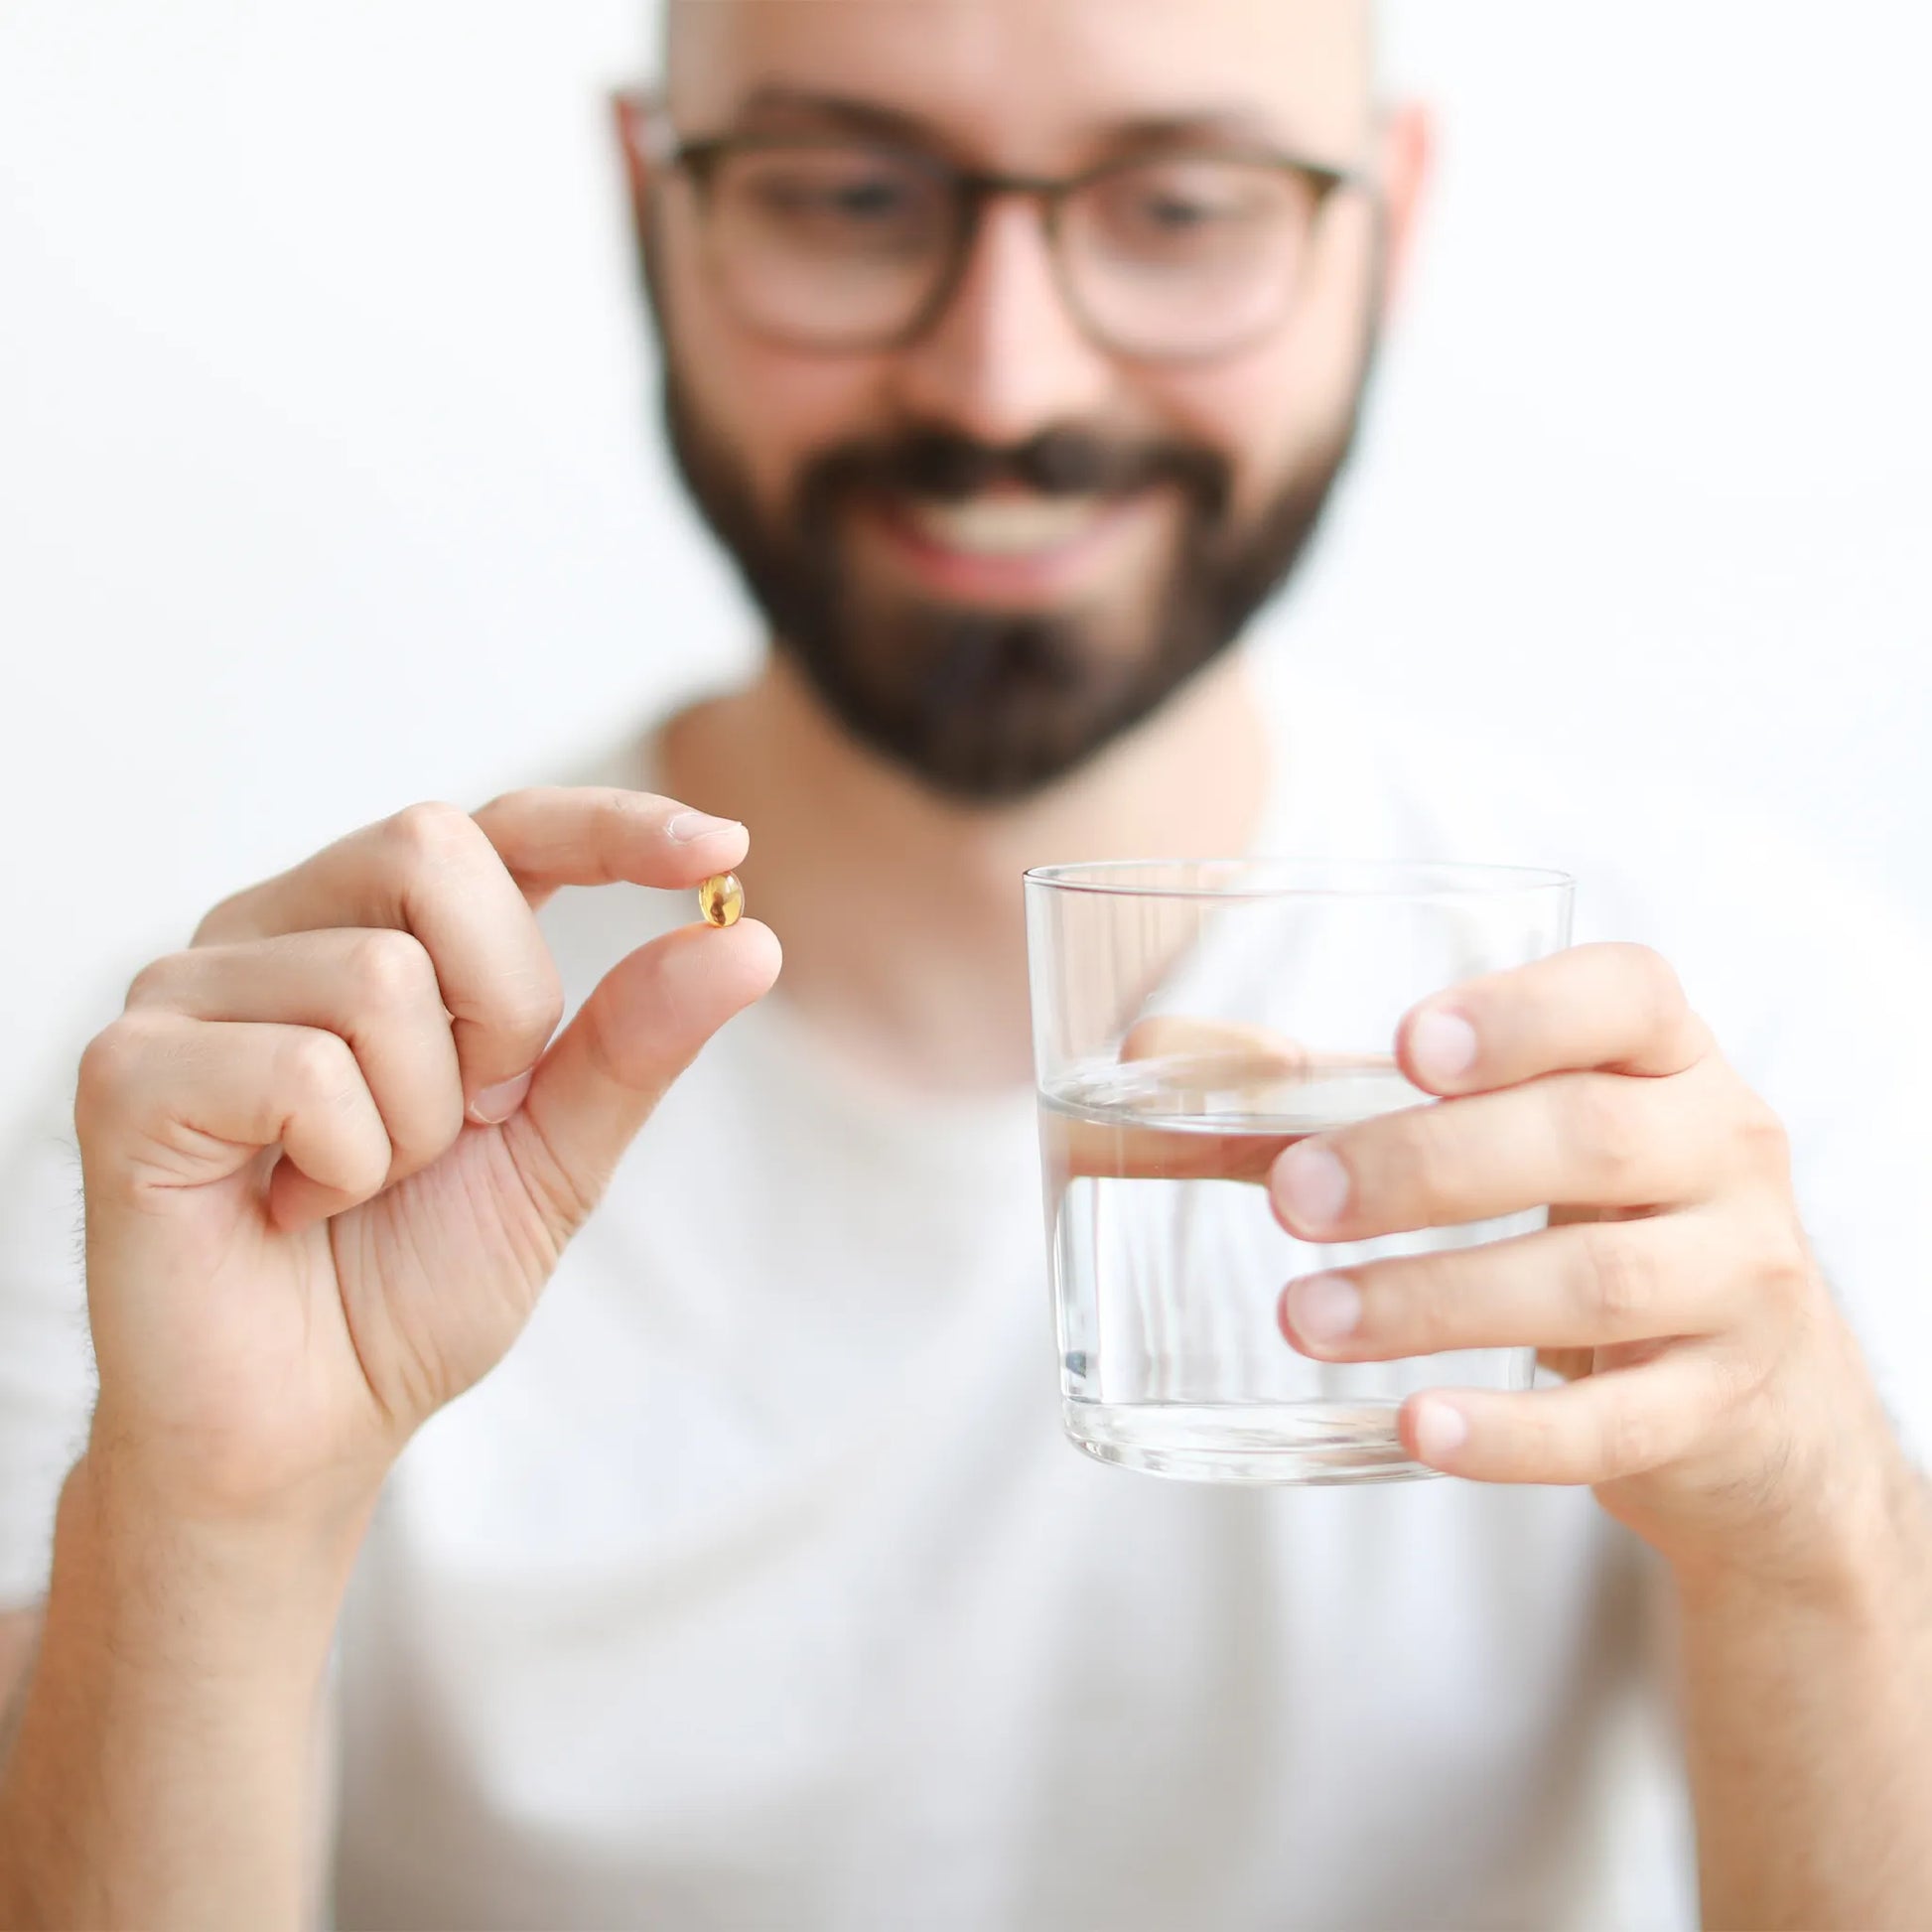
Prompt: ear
<box><xmin>610</xmin><ymin>90</ymin><xmax>654</xmax><ymax>240</ymax></box>
<box><xmin>1373</xmin><ymin>99</ymin><xmax>1434</xmax><ymax>314</ymax></box>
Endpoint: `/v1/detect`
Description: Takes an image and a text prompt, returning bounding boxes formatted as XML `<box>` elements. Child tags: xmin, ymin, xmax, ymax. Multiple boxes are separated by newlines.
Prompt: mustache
<box><xmin>802</xmin><ymin>423</ymin><xmax>1234</xmax><ymax>516</ymax></box>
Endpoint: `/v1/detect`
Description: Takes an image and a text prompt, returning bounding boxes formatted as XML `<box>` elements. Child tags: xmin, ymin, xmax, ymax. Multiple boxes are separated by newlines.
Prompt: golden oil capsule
<box><xmin>697</xmin><ymin>872</ymin><xmax>744</xmax><ymax>927</ymax></box>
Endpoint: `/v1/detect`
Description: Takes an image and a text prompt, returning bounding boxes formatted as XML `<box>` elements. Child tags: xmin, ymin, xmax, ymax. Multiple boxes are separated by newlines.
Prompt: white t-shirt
<box><xmin>3</xmin><ymin>648</ymin><xmax>1928</xmax><ymax>1931</ymax></box>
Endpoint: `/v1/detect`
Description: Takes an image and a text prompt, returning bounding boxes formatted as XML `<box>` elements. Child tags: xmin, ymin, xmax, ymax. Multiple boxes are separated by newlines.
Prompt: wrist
<box><xmin>83</xmin><ymin>1387</ymin><xmax>389</xmax><ymax>1545</ymax></box>
<box><xmin>1669</xmin><ymin>1386</ymin><xmax>1926</xmax><ymax>1621</ymax></box>
<box><xmin>57</xmin><ymin>1443</ymin><xmax>375</xmax><ymax>1685</ymax></box>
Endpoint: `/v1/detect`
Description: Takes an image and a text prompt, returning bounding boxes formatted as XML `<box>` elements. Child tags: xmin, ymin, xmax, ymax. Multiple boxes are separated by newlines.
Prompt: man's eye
<box><xmin>757</xmin><ymin>173</ymin><xmax>918</xmax><ymax>225</ymax></box>
<box><xmin>1138</xmin><ymin>195</ymin><xmax>1225</xmax><ymax>230</ymax></box>
<box><xmin>1127</xmin><ymin>183</ymin><xmax>1266</xmax><ymax>237</ymax></box>
<box><xmin>1089</xmin><ymin>159</ymin><xmax>1290</xmax><ymax>252</ymax></box>
<box><xmin>723</xmin><ymin>150</ymin><xmax>943</xmax><ymax>262</ymax></box>
<box><xmin>828</xmin><ymin>178</ymin><xmax>913</xmax><ymax>219</ymax></box>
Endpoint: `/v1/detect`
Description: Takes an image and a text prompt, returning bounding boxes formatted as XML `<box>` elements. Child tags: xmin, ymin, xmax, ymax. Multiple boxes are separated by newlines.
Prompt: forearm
<box><xmin>1676</xmin><ymin>1438</ymin><xmax>1932</xmax><ymax>1931</ymax></box>
<box><xmin>0</xmin><ymin>1451</ymin><xmax>366</xmax><ymax>1931</ymax></box>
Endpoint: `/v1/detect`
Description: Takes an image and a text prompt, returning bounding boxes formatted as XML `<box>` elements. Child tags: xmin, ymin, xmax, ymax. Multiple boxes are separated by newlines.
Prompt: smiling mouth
<box><xmin>897</xmin><ymin>492</ymin><xmax>1113</xmax><ymax>556</ymax></box>
<box><xmin>860</xmin><ymin>484</ymin><xmax>1166</xmax><ymax>603</ymax></box>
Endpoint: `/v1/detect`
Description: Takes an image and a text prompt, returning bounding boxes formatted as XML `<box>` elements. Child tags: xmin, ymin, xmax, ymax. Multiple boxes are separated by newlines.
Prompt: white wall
<box><xmin>3</xmin><ymin>1</ymin><xmax>1928</xmax><ymax>1122</ymax></box>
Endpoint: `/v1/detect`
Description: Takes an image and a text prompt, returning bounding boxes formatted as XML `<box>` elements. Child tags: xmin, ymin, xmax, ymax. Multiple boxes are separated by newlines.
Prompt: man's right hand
<box><xmin>72</xmin><ymin>788</ymin><xmax>779</xmax><ymax>1532</ymax></box>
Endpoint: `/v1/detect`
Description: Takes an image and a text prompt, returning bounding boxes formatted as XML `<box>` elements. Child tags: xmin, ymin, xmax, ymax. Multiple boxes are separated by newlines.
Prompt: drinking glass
<box><xmin>1025</xmin><ymin>860</ymin><xmax>1575</xmax><ymax>1484</ymax></box>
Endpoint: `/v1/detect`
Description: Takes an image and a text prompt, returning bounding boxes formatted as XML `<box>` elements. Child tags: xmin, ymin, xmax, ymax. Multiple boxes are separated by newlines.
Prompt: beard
<box><xmin>658</xmin><ymin>325</ymin><xmax>1377</xmax><ymax>803</ymax></box>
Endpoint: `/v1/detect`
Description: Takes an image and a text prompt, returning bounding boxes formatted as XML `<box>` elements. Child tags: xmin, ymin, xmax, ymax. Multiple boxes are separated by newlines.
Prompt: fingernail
<box><xmin>1282</xmin><ymin>1272</ymin><xmax>1361</xmax><ymax>1345</ymax></box>
<box><xmin>1273</xmin><ymin>1144</ymin><xmax>1349</xmax><ymax>1232</ymax></box>
<box><xmin>1412</xmin><ymin>1397</ymin><xmax>1468</xmax><ymax>1464</ymax></box>
<box><xmin>469</xmin><ymin>1069</ymin><xmax>534</xmax><ymax>1125</ymax></box>
<box><xmin>667</xmin><ymin>810</ymin><xmax>743</xmax><ymax>844</ymax></box>
<box><xmin>1410</xmin><ymin>1007</ymin><xmax>1478</xmax><ymax>1083</ymax></box>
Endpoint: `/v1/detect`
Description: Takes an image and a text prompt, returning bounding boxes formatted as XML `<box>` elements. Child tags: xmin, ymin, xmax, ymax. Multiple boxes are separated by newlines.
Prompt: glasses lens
<box><xmin>1061</xmin><ymin>156</ymin><xmax>1319</xmax><ymax>357</ymax></box>
<box><xmin>704</xmin><ymin>143</ymin><xmax>955</xmax><ymax>346</ymax></box>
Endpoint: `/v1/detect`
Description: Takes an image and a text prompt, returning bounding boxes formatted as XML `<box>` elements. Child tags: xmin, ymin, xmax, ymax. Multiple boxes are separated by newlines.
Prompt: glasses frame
<box><xmin>618</xmin><ymin>91</ymin><xmax>1367</xmax><ymax>366</ymax></box>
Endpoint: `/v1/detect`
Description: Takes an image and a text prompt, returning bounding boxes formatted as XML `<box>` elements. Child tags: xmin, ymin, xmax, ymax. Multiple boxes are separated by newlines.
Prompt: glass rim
<box><xmin>1022</xmin><ymin>858</ymin><xmax>1576</xmax><ymax>901</ymax></box>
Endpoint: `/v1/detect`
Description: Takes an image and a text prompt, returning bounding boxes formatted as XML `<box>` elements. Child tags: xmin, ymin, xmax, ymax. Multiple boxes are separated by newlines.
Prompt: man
<box><xmin>1</xmin><ymin>1</ymin><xmax>1929</xmax><ymax>1925</ymax></box>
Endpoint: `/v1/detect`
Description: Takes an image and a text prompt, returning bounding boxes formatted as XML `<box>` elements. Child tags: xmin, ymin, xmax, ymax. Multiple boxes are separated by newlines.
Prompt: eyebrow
<box><xmin>728</xmin><ymin>85</ymin><xmax>1315</xmax><ymax>163</ymax></box>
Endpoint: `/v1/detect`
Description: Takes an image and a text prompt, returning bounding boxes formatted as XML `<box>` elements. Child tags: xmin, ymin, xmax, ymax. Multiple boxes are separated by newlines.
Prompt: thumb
<box><xmin>507</xmin><ymin>918</ymin><xmax>780</xmax><ymax>1233</ymax></box>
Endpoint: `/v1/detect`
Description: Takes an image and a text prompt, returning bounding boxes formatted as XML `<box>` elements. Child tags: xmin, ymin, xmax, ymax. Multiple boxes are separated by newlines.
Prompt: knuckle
<box><xmin>1577</xmin><ymin>1223</ymin><xmax>1653</xmax><ymax>1330</ymax></box>
<box><xmin>385</xmin><ymin>799</ymin><xmax>480</xmax><ymax>872</ymax></box>
<box><xmin>344</xmin><ymin>929</ymin><xmax>441</xmax><ymax>1015</ymax></box>
<box><xmin>1563</xmin><ymin>1079</ymin><xmax>1642</xmax><ymax>1186</ymax></box>
<box><xmin>75</xmin><ymin>1016</ymin><xmax>160</xmax><ymax>1120</ymax></box>
<box><xmin>279</xmin><ymin>1029</ymin><xmax>358</xmax><ymax>1106</ymax></box>
<box><xmin>1617</xmin><ymin>942</ymin><xmax>1687</xmax><ymax>1026</ymax></box>
<box><xmin>123</xmin><ymin>953</ymin><xmax>185</xmax><ymax>1011</ymax></box>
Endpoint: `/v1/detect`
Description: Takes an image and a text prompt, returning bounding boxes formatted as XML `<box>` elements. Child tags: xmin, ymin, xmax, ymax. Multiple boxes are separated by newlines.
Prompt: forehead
<box><xmin>665</xmin><ymin>0</ymin><xmax>1374</xmax><ymax>164</ymax></box>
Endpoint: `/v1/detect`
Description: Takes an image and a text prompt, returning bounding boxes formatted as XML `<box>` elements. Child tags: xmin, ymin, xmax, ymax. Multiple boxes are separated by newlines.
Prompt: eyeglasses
<box><xmin>620</xmin><ymin>95</ymin><xmax>1363</xmax><ymax>365</ymax></box>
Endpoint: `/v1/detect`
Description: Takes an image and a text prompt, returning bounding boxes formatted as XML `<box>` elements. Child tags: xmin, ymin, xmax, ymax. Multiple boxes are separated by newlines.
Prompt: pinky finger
<box><xmin>1400</xmin><ymin>1348</ymin><xmax>1736</xmax><ymax>1486</ymax></box>
<box><xmin>79</xmin><ymin>1012</ymin><xmax>394</xmax><ymax>1233</ymax></box>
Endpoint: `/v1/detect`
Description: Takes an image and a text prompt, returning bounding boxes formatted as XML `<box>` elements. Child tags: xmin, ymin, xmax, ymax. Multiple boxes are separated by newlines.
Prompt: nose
<box><xmin>888</xmin><ymin>195</ymin><xmax>1118</xmax><ymax>447</ymax></box>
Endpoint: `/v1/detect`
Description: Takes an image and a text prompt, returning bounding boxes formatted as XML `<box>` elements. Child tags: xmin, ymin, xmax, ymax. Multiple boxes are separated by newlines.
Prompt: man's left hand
<box><xmin>1272</xmin><ymin>942</ymin><xmax>1894</xmax><ymax>1580</ymax></box>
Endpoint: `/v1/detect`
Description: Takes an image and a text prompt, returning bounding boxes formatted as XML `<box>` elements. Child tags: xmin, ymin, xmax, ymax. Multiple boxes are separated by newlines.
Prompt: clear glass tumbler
<box><xmin>1026</xmin><ymin>860</ymin><xmax>1575</xmax><ymax>1484</ymax></box>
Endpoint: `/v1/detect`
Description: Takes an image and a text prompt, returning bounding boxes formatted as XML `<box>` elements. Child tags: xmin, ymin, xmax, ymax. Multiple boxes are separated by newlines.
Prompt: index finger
<box><xmin>1397</xmin><ymin>942</ymin><xmax>1713</xmax><ymax>1096</ymax></box>
<box><xmin>194</xmin><ymin>789</ymin><xmax>747</xmax><ymax>1107</ymax></box>
<box><xmin>472</xmin><ymin>787</ymin><xmax>749</xmax><ymax>907</ymax></box>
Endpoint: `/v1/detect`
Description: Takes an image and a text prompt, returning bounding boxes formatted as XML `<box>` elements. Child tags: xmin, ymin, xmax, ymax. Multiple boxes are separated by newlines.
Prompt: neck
<box><xmin>657</xmin><ymin>648</ymin><xmax>1272</xmax><ymax>1092</ymax></box>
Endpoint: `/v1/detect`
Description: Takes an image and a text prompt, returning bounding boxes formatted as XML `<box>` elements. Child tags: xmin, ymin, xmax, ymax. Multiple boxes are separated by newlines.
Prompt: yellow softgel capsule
<box><xmin>697</xmin><ymin>872</ymin><xmax>745</xmax><ymax>927</ymax></box>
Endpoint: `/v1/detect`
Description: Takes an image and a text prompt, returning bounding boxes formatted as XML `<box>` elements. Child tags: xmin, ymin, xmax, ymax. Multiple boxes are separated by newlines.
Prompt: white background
<box><xmin>2</xmin><ymin>1</ymin><xmax>1928</xmax><ymax>1123</ymax></box>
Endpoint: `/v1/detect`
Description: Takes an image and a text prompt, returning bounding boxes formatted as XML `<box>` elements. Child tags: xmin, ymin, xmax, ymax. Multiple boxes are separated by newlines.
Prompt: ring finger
<box><xmin>126</xmin><ymin>928</ymin><xmax>466</xmax><ymax>1181</ymax></box>
<box><xmin>1278</xmin><ymin>1204</ymin><xmax>1755</xmax><ymax>1361</ymax></box>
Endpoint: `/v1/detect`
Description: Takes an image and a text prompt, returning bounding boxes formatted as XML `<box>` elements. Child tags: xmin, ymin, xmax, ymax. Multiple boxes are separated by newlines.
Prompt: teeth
<box><xmin>902</xmin><ymin>494</ymin><xmax>1105</xmax><ymax>555</ymax></box>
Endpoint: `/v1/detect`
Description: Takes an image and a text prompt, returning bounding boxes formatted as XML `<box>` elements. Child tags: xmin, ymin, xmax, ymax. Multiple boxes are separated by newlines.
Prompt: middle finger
<box><xmin>196</xmin><ymin>801</ymin><xmax>564</xmax><ymax>1102</ymax></box>
<box><xmin>1270</xmin><ymin>1064</ymin><xmax>1731</xmax><ymax>1242</ymax></box>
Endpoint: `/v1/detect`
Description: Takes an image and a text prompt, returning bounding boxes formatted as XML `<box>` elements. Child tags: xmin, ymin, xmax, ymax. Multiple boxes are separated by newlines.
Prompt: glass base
<box><xmin>1064</xmin><ymin>1398</ymin><xmax>1442</xmax><ymax>1486</ymax></box>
